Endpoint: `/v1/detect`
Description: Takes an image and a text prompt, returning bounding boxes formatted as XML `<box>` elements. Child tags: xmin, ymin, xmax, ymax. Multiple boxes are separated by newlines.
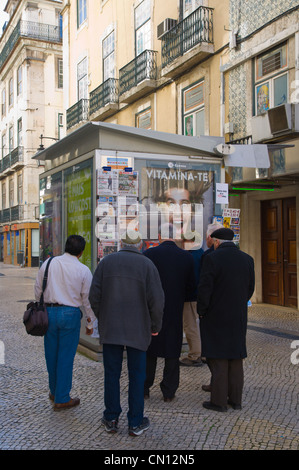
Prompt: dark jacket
<box><xmin>197</xmin><ymin>242</ymin><xmax>255</xmax><ymax>359</ymax></box>
<box><xmin>144</xmin><ymin>241</ymin><xmax>196</xmax><ymax>358</ymax></box>
<box><xmin>88</xmin><ymin>246</ymin><xmax>165</xmax><ymax>352</ymax></box>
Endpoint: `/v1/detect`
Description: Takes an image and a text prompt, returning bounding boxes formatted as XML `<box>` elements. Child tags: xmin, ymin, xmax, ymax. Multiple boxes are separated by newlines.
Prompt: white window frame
<box><xmin>103</xmin><ymin>30</ymin><xmax>115</xmax><ymax>81</ymax></box>
<box><xmin>254</xmin><ymin>43</ymin><xmax>288</xmax><ymax>116</ymax></box>
<box><xmin>182</xmin><ymin>80</ymin><xmax>205</xmax><ymax>136</ymax></box>
<box><xmin>77</xmin><ymin>57</ymin><xmax>88</xmax><ymax>100</ymax></box>
<box><xmin>135</xmin><ymin>0</ymin><xmax>151</xmax><ymax>56</ymax></box>
<box><xmin>77</xmin><ymin>0</ymin><xmax>87</xmax><ymax>27</ymax></box>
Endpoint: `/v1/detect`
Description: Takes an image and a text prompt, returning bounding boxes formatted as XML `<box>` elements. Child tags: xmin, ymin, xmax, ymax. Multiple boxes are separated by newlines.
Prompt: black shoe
<box><xmin>163</xmin><ymin>396</ymin><xmax>175</xmax><ymax>402</ymax></box>
<box><xmin>101</xmin><ymin>417</ymin><xmax>119</xmax><ymax>433</ymax></box>
<box><xmin>228</xmin><ymin>400</ymin><xmax>242</xmax><ymax>410</ymax></box>
<box><xmin>129</xmin><ymin>417</ymin><xmax>150</xmax><ymax>436</ymax></box>
<box><xmin>203</xmin><ymin>401</ymin><xmax>227</xmax><ymax>412</ymax></box>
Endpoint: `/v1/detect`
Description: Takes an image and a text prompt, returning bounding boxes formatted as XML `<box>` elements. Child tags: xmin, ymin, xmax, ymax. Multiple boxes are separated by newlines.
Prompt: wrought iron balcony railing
<box><xmin>89</xmin><ymin>78</ymin><xmax>119</xmax><ymax>116</ymax></box>
<box><xmin>0</xmin><ymin>205</ymin><xmax>24</xmax><ymax>223</ymax></box>
<box><xmin>161</xmin><ymin>6</ymin><xmax>214</xmax><ymax>68</ymax></box>
<box><xmin>0</xmin><ymin>146</ymin><xmax>24</xmax><ymax>173</ymax></box>
<box><xmin>0</xmin><ymin>19</ymin><xmax>62</xmax><ymax>70</ymax></box>
<box><xmin>119</xmin><ymin>50</ymin><xmax>157</xmax><ymax>96</ymax></box>
<box><xmin>66</xmin><ymin>99</ymin><xmax>89</xmax><ymax>130</ymax></box>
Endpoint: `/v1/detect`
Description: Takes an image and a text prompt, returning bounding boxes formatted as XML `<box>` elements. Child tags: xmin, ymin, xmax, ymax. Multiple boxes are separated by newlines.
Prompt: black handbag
<box><xmin>23</xmin><ymin>257</ymin><xmax>54</xmax><ymax>336</ymax></box>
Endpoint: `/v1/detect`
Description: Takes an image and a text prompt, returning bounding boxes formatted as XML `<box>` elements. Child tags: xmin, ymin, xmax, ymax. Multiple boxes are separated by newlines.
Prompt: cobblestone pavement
<box><xmin>0</xmin><ymin>262</ymin><xmax>298</xmax><ymax>453</ymax></box>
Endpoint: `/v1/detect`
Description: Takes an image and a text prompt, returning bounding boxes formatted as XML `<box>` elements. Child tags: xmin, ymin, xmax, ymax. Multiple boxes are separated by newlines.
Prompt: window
<box><xmin>2</xmin><ymin>182</ymin><xmax>6</xmax><ymax>210</ymax></box>
<box><xmin>9</xmin><ymin>78</ymin><xmax>13</xmax><ymax>107</ymax></box>
<box><xmin>183</xmin><ymin>0</ymin><xmax>203</xmax><ymax>18</ymax></box>
<box><xmin>135</xmin><ymin>0</ymin><xmax>151</xmax><ymax>56</ymax></box>
<box><xmin>77</xmin><ymin>0</ymin><xmax>87</xmax><ymax>27</ymax></box>
<box><xmin>77</xmin><ymin>57</ymin><xmax>88</xmax><ymax>100</ymax></box>
<box><xmin>18</xmin><ymin>173</ymin><xmax>23</xmax><ymax>204</ymax></box>
<box><xmin>2</xmin><ymin>88</ymin><xmax>6</xmax><ymax>116</ymax></box>
<box><xmin>17</xmin><ymin>66</ymin><xmax>22</xmax><ymax>95</ymax></box>
<box><xmin>17</xmin><ymin>119</ymin><xmax>22</xmax><ymax>146</ymax></box>
<box><xmin>57</xmin><ymin>58</ymin><xmax>63</xmax><ymax>88</ymax></box>
<box><xmin>9</xmin><ymin>178</ymin><xmax>14</xmax><ymax>207</ymax></box>
<box><xmin>255</xmin><ymin>43</ymin><xmax>288</xmax><ymax>115</ymax></box>
<box><xmin>182</xmin><ymin>80</ymin><xmax>205</xmax><ymax>136</ymax></box>
<box><xmin>9</xmin><ymin>126</ymin><xmax>13</xmax><ymax>151</ymax></box>
<box><xmin>2</xmin><ymin>133</ymin><xmax>6</xmax><ymax>158</ymax></box>
<box><xmin>103</xmin><ymin>31</ymin><xmax>115</xmax><ymax>81</ymax></box>
<box><xmin>136</xmin><ymin>107</ymin><xmax>151</xmax><ymax>129</ymax></box>
<box><xmin>58</xmin><ymin>113</ymin><xmax>63</xmax><ymax>139</ymax></box>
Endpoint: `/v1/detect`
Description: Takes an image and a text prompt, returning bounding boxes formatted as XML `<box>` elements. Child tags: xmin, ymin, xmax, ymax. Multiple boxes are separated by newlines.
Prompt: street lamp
<box><xmin>38</xmin><ymin>134</ymin><xmax>59</xmax><ymax>151</ymax></box>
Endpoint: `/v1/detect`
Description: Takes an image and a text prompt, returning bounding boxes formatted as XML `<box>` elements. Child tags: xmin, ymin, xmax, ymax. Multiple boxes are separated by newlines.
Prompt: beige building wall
<box><xmin>0</xmin><ymin>0</ymin><xmax>63</xmax><ymax>265</ymax></box>
<box><xmin>64</xmin><ymin>0</ymin><xmax>230</xmax><ymax>139</ymax></box>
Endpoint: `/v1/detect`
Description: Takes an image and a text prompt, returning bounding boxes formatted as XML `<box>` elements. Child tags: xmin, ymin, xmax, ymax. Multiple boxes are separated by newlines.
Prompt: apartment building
<box><xmin>0</xmin><ymin>0</ymin><xmax>63</xmax><ymax>266</ymax></box>
<box><xmin>34</xmin><ymin>0</ymin><xmax>299</xmax><ymax>310</ymax></box>
<box><xmin>222</xmin><ymin>0</ymin><xmax>299</xmax><ymax>308</ymax></box>
<box><xmin>62</xmin><ymin>0</ymin><xmax>229</xmax><ymax>137</ymax></box>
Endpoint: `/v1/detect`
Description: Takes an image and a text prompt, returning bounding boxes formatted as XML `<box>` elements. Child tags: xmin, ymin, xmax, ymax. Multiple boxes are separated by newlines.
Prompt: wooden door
<box><xmin>261</xmin><ymin>198</ymin><xmax>297</xmax><ymax>308</ymax></box>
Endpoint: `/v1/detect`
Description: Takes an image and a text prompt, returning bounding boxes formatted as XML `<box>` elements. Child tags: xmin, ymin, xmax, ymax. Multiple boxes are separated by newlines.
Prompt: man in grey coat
<box><xmin>89</xmin><ymin>231</ymin><xmax>164</xmax><ymax>436</ymax></box>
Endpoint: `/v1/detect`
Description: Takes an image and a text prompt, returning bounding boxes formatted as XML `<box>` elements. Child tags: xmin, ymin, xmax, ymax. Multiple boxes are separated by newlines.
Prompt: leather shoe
<box><xmin>49</xmin><ymin>393</ymin><xmax>54</xmax><ymax>401</ymax></box>
<box><xmin>163</xmin><ymin>396</ymin><xmax>175</xmax><ymax>402</ymax></box>
<box><xmin>203</xmin><ymin>401</ymin><xmax>227</xmax><ymax>412</ymax></box>
<box><xmin>202</xmin><ymin>384</ymin><xmax>211</xmax><ymax>392</ymax></box>
<box><xmin>228</xmin><ymin>400</ymin><xmax>242</xmax><ymax>410</ymax></box>
<box><xmin>54</xmin><ymin>397</ymin><xmax>80</xmax><ymax>410</ymax></box>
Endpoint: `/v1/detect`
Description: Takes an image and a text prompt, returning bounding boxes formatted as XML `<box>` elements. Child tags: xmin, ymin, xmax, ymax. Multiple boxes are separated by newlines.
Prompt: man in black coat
<box><xmin>197</xmin><ymin>228</ymin><xmax>255</xmax><ymax>412</ymax></box>
<box><xmin>143</xmin><ymin>225</ymin><xmax>196</xmax><ymax>402</ymax></box>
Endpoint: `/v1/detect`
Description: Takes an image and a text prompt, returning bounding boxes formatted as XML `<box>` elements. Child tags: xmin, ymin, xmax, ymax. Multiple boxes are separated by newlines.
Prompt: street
<box><xmin>0</xmin><ymin>262</ymin><xmax>298</xmax><ymax>452</ymax></box>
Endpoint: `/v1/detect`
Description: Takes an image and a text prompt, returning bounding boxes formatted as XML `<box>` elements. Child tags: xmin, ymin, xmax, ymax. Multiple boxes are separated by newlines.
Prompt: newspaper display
<box><xmin>96</xmin><ymin>169</ymin><xmax>139</xmax><ymax>262</ymax></box>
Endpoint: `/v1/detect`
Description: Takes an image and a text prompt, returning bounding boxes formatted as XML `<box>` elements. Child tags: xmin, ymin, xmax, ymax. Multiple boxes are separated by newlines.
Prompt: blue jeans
<box><xmin>44</xmin><ymin>306</ymin><xmax>81</xmax><ymax>404</ymax></box>
<box><xmin>103</xmin><ymin>344</ymin><xmax>146</xmax><ymax>427</ymax></box>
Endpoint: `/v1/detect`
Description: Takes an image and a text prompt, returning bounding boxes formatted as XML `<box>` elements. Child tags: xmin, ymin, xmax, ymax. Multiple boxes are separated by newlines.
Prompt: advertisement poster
<box><xmin>66</xmin><ymin>165</ymin><xmax>92</xmax><ymax>269</ymax></box>
<box><xmin>140</xmin><ymin>166</ymin><xmax>214</xmax><ymax>247</ymax></box>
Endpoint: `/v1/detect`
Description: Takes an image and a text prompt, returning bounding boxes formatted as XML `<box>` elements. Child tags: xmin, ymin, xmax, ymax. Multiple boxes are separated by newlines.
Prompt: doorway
<box><xmin>261</xmin><ymin>198</ymin><xmax>297</xmax><ymax>308</ymax></box>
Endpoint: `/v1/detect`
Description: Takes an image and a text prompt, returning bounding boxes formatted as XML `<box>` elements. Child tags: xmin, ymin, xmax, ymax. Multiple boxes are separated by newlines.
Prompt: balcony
<box><xmin>161</xmin><ymin>6</ymin><xmax>214</xmax><ymax>78</ymax></box>
<box><xmin>89</xmin><ymin>78</ymin><xmax>119</xmax><ymax>120</ymax></box>
<box><xmin>66</xmin><ymin>99</ymin><xmax>89</xmax><ymax>130</ymax></box>
<box><xmin>119</xmin><ymin>50</ymin><xmax>158</xmax><ymax>104</ymax></box>
<box><xmin>0</xmin><ymin>146</ymin><xmax>24</xmax><ymax>178</ymax></box>
<box><xmin>0</xmin><ymin>205</ymin><xmax>24</xmax><ymax>224</ymax></box>
<box><xmin>0</xmin><ymin>20</ymin><xmax>62</xmax><ymax>71</ymax></box>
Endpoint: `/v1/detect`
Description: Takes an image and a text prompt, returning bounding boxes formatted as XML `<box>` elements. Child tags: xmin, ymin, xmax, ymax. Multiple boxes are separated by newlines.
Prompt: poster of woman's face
<box><xmin>140</xmin><ymin>166</ymin><xmax>214</xmax><ymax>248</ymax></box>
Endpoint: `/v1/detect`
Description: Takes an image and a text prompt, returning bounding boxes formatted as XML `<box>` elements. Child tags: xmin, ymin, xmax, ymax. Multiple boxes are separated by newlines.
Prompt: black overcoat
<box><xmin>144</xmin><ymin>241</ymin><xmax>196</xmax><ymax>358</ymax></box>
<box><xmin>197</xmin><ymin>242</ymin><xmax>255</xmax><ymax>359</ymax></box>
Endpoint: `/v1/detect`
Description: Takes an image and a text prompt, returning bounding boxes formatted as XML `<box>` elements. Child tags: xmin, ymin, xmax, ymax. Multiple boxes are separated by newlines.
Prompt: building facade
<box><xmin>62</xmin><ymin>0</ymin><xmax>229</xmax><ymax>138</ymax></box>
<box><xmin>223</xmin><ymin>0</ymin><xmax>299</xmax><ymax>308</ymax></box>
<box><xmin>0</xmin><ymin>0</ymin><xmax>63</xmax><ymax>266</ymax></box>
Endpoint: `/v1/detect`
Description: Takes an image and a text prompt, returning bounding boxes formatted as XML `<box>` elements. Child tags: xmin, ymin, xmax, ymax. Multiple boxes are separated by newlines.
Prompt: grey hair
<box><xmin>206</xmin><ymin>222</ymin><xmax>223</xmax><ymax>237</ymax></box>
<box><xmin>212</xmin><ymin>238</ymin><xmax>231</xmax><ymax>245</ymax></box>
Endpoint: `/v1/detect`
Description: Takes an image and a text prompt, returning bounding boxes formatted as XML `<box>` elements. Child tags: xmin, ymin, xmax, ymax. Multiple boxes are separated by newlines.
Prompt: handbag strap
<box><xmin>42</xmin><ymin>256</ymin><xmax>54</xmax><ymax>292</ymax></box>
<box><xmin>40</xmin><ymin>256</ymin><xmax>54</xmax><ymax>304</ymax></box>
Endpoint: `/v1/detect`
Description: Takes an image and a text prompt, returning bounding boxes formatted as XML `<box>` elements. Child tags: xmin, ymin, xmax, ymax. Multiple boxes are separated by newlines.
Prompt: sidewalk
<box><xmin>0</xmin><ymin>262</ymin><xmax>298</xmax><ymax>452</ymax></box>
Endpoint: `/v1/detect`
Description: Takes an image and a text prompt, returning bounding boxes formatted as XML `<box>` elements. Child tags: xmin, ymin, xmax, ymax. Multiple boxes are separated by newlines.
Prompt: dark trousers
<box><xmin>208</xmin><ymin>358</ymin><xmax>244</xmax><ymax>407</ymax></box>
<box><xmin>144</xmin><ymin>354</ymin><xmax>179</xmax><ymax>399</ymax></box>
<box><xmin>103</xmin><ymin>344</ymin><xmax>146</xmax><ymax>427</ymax></box>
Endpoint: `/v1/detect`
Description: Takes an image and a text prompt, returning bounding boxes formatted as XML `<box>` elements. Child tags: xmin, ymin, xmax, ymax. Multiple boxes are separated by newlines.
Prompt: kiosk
<box><xmin>34</xmin><ymin>122</ymin><xmax>267</xmax><ymax>359</ymax></box>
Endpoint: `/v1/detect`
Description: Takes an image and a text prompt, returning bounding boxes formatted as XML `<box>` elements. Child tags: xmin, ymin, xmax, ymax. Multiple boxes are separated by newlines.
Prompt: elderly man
<box><xmin>197</xmin><ymin>227</ymin><xmax>255</xmax><ymax>412</ymax></box>
<box><xmin>143</xmin><ymin>224</ymin><xmax>196</xmax><ymax>402</ymax></box>
<box><xmin>89</xmin><ymin>231</ymin><xmax>164</xmax><ymax>436</ymax></box>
